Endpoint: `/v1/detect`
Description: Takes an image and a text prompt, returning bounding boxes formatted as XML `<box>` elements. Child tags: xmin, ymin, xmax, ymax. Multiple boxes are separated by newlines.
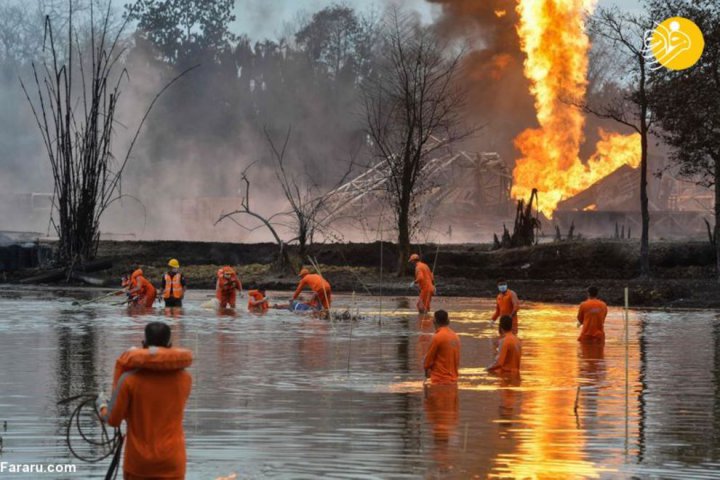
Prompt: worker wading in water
<box><xmin>247</xmin><ymin>288</ymin><xmax>269</xmax><ymax>313</ymax></box>
<box><xmin>487</xmin><ymin>316</ymin><xmax>522</xmax><ymax>374</ymax></box>
<box><xmin>216</xmin><ymin>266</ymin><xmax>242</xmax><ymax>309</ymax></box>
<box><xmin>577</xmin><ymin>286</ymin><xmax>608</xmax><ymax>343</ymax></box>
<box><xmin>127</xmin><ymin>266</ymin><xmax>156</xmax><ymax>308</ymax></box>
<box><xmin>292</xmin><ymin>268</ymin><xmax>332</xmax><ymax>310</ymax></box>
<box><xmin>423</xmin><ymin>310</ymin><xmax>460</xmax><ymax>385</ymax></box>
<box><xmin>492</xmin><ymin>278</ymin><xmax>520</xmax><ymax>334</ymax></box>
<box><xmin>409</xmin><ymin>253</ymin><xmax>436</xmax><ymax>314</ymax></box>
<box><xmin>161</xmin><ymin>259</ymin><xmax>187</xmax><ymax>308</ymax></box>
<box><xmin>98</xmin><ymin>322</ymin><xmax>192</xmax><ymax>480</ymax></box>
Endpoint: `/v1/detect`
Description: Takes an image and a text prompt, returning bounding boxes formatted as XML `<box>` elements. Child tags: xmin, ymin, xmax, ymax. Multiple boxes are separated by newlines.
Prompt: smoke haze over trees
<box><xmin>0</xmin><ymin>0</ymin><xmax>390</xmax><ymax>242</ymax></box>
<box><xmin>0</xmin><ymin>0</ymin><xmax>698</xmax><ymax>253</ymax></box>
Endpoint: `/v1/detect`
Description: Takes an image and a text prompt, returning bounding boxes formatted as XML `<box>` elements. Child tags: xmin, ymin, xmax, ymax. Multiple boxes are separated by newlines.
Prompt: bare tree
<box><xmin>216</xmin><ymin>127</ymin><xmax>352</xmax><ymax>268</ymax></box>
<box><xmin>20</xmin><ymin>0</ymin><xmax>195</xmax><ymax>264</ymax></box>
<box><xmin>215</xmin><ymin>163</ymin><xmax>293</xmax><ymax>270</ymax></box>
<box><xmin>584</xmin><ymin>7</ymin><xmax>656</xmax><ymax>278</ymax></box>
<box><xmin>264</xmin><ymin>127</ymin><xmax>349</xmax><ymax>258</ymax></box>
<box><xmin>363</xmin><ymin>9</ymin><xmax>469</xmax><ymax>275</ymax></box>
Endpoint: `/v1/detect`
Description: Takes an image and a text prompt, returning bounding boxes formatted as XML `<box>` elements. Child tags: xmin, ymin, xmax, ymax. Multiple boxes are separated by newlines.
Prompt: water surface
<box><xmin>0</xmin><ymin>288</ymin><xmax>719</xmax><ymax>479</ymax></box>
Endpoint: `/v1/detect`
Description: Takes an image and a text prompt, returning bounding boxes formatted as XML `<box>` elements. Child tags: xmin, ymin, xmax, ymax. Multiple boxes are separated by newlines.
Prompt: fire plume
<box><xmin>511</xmin><ymin>0</ymin><xmax>640</xmax><ymax>217</ymax></box>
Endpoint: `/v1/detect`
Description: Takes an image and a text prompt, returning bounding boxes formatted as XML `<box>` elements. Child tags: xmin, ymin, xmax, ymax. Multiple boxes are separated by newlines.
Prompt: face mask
<box><xmin>498</xmin><ymin>285</ymin><xmax>508</xmax><ymax>293</ymax></box>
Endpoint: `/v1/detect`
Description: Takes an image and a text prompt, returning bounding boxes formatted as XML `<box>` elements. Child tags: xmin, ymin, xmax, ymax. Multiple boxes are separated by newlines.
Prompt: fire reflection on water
<box><xmin>0</xmin><ymin>292</ymin><xmax>717</xmax><ymax>478</ymax></box>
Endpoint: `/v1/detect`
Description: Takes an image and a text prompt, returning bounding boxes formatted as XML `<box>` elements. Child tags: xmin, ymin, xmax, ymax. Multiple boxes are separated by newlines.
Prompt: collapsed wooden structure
<box><xmin>318</xmin><ymin>150</ymin><xmax>512</xmax><ymax>240</ymax></box>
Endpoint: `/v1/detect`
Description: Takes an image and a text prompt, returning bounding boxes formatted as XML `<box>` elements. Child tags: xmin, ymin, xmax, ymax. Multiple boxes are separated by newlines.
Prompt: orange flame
<box><xmin>511</xmin><ymin>0</ymin><xmax>640</xmax><ymax>217</ymax></box>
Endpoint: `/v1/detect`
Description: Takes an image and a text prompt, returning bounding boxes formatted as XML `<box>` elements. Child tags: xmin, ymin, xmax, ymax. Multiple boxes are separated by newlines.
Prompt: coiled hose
<box><xmin>57</xmin><ymin>394</ymin><xmax>123</xmax><ymax>480</ymax></box>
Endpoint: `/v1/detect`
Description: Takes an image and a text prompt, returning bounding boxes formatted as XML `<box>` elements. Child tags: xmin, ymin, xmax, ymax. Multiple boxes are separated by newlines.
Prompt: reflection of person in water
<box><xmin>577</xmin><ymin>341</ymin><xmax>606</xmax><ymax>427</ymax></box>
<box><xmin>424</xmin><ymin>383</ymin><xmax>459</xmax><ymax>470</ymax></box>
<box><xmin>497</xmin><ymin>374</ymin><xmax>521</xmax><ymax>439</ymax></box>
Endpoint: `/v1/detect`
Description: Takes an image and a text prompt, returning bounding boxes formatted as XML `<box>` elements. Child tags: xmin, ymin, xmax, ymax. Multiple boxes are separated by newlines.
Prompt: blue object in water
<box><xmin>290</xmin><ymin>300</ymin><xmax>316</xmax><ymax>312</ymax></box>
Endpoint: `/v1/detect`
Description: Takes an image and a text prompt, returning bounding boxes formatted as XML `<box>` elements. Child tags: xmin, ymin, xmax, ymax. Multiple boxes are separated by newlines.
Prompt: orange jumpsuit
<box><xmin>293</xmin><ymin>274</ymin><xmax>332</xmax><ymax>310</ymax></box>
<box><xmin>492</xmin><ymin>290</ymin><xmax>520</xmax><ymax>334</ymax></box>
<box><xmin>423</xmin><ymin>325</ymin><xmax>460</xmax><ymax>384</ymax></box>
<box><xmin>488</xmin><ymin>332</ymin><xmax>521</xmax><ymax>374</ymax></box>
<box><xmin>414</xmin><ymin>261</ymin><xmax>435</xmax><ymax>313</ymax></box>
<box><xmin>216</xmin><ymin>274</ymin><xmax>242</xmax><ymax>308</ymax></box>
<box><xmin>577</xmin><ymin>298</ymin><xmax>608</xmax><ymax>343</ymax></box>
<box><xmin>247</xmin><ymin>290</ymin><xmax>268</xmax><ymax>313</ymax></box>
<box><xmin>130</xmin><ymin>269</ymin><xmax>156</xmax><ymax>308</ymax></box>
<box><xmin>104</xmin><ymin>348</ymin><xmax>192</xmax><ymax>480</ymax></box>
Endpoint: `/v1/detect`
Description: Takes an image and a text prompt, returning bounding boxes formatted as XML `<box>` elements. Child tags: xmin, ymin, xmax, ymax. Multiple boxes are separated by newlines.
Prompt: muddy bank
<box><xmin>3</xmin><ymin>239</ymin><xmax>719</xmax><ymax>308</ymax></box>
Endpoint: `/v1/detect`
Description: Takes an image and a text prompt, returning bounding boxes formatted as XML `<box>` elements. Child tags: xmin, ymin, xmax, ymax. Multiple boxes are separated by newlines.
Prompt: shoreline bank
<box><xmin>2</xmin><ymin>239</ymin><xmax>719</xmax><ymax>308</ymax></box>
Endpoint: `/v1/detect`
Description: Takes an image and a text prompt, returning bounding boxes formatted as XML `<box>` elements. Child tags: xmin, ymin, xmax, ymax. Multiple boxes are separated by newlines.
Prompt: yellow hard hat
<box><xmin>168</xmin><ymin>258</ymin><xmax>180</xmax><ymax>268</ymax></box>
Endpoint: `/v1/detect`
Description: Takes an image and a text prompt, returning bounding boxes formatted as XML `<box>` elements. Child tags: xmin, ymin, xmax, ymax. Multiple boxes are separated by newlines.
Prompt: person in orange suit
<box><xmin>248</xmin><ymin>288</ymin><xmax>269</xmax><ymax>313</ymax></box>
<box><xmin>577</xmin><ymin>286</ymin><xmax>608</xmax><ymax>343</ymax></box>
<box><xmin>216</xmin><ymin>266</ymin><xmax>242</xmax><ymax>309</ymax></box>
<box><xmin>127</xmin><ymin>267</ymin><xmax>156</xmax><ymax>308</ymax></box>
<box><xmin>487</xmin><ymin>316</ymin><xmax>522</xmax><ymax>374</ymax></box>
<box><xmin>424</xmin><ymin>310</ymin><xmax>461</xmax><ymax>384</ymax></box>
<box><xmin>292</xmin><ymin>268</ymin><xmax>332</xmax><ymax>310</ymax></box>
<box><xmin>409</xmin><ymin>253</ymin><xmax>435</xmax><ymax>314</ymax></box>
<box><xmin>491</xmin><ymin>278</ymin><xmax>520</xmax><ymax>334</ymax></box>
<box><xmin>98</xmin><ymin>322</ymin><xmax>192</xmax><ymax>480</ymax></box>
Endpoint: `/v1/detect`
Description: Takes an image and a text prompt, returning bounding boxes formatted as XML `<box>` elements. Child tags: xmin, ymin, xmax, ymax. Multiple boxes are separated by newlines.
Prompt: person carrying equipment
<box><xmin>409</xmin><ymin>253</ymin><xmax>435</xmax><ymax>314</ymax></box>
<box><xmin>423</xmin><ymin>310</ymin><xmax>461</xmax><ymax>384</ymax></box>
<box><xmin>248</xmin><ymin>288</ymin><xmax>269</xmax><ymax>313</ymax></box>
<box><xmin>216</xmin><ymin>266</ymin><xmax>242</xmax><ymax>309</ymax></box>
<box><xmin>127</xmin><ymin>267</ymin><xmax>156</xmax><ymax>308</ymax></box>
<box><xmin>98</xmin><ymin>322</ymin><xmax>192</xmax><ymax>480</ymax></box>
<box><xmin>487</xmin><ymin>316</ymin><xmax>522</xmax><ymax>374</ymax></box>
<box><xmin>577</xmin><ymin>286</ymin><xmax>608</xmax><ymax>343</ymax></box>
<box><xmin>292</xmin><ymin>268</ymin><xmax>332</xmax><ymax>310</ymax></box>
<box><xmin>491</xmin><ymin>278</ymin><xmax>520</xmax><ymax>334</ymax></box>
<box><xmin>161</xmin><ymin>259</ymin><xmax>187</xmax><ymax>308</ymax></box>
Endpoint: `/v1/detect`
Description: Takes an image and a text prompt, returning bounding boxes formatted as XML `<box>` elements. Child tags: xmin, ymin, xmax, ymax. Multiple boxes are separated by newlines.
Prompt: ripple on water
<box><xmin>0</xmin><ymin>292</ymin><xmax>718</xmax><ymax>478</ymax></box>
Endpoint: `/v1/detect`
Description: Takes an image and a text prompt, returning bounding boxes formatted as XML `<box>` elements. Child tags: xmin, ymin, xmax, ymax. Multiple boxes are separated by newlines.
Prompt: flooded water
<box><xmin>0</xmin><ymin>288</ymin><xmax>719</xmax><ymax>479</ymax></box>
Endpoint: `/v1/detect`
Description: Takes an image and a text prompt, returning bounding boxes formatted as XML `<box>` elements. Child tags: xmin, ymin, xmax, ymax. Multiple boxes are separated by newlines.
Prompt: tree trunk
<box><xmin>639</xmin><ymin>127</ymin><xmax>650</xmax><ymax>277</ymax></box>
<box><xmin>397</xmin><ymin>207</ymin><xmax>411</xmax><ymax>276</ymax></box>
<box><xmin>715</xmin><ymin>158</ymin><xmax>720</xmax><ymax>281</ymax></box>
<box><xmin>639</xmin><ymin>64</ymin><xmax>651</xmax><ymax>278</ymax></box>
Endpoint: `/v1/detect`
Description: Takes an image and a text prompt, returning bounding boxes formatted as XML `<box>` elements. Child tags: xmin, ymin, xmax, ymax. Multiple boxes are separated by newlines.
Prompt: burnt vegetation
<box><xmin>20</xmin><ymin>1</ymin><xmax>194</xmax><ymax>264</ymax></box>
<box><xmin>1</xmin><ymin>0</ymin><xmax>719</xmax><ymax>283</ymax></box>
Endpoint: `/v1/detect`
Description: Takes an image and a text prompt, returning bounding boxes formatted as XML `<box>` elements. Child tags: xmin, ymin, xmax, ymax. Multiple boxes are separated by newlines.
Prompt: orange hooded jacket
<box><xmin>130</xmin><ymin>269</ymin><xmax>156</xmax><ymax>308</ymax></box>
<box><xmin>293</xmin><ymin>273</ymin><xmax>332</xmax><ymax>309</ymax></box>
<box><xmin>104</xmin><ymin>347</ymin><xmax>192</xmax><ymax>480</ymax></box>
<box><xmin>414</xmin><ymin>261</ymin><xmax>435</xmax><ymax>312</ymax></box>
<box><xmin>248</xmin><ymin>290</ymin><xmax>268</xmax><ymax>312</ymax></box>
<box><xmin>216</xmin><ymin>268</ymin><xmax>242</xmax><ymax>308</ymax></box>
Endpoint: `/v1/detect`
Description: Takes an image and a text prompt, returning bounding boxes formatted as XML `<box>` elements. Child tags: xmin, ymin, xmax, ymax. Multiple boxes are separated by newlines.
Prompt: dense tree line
<box><xmin>122</xmin><ymin>0</ymin><xmax>381</xmax><ymax>186</ymax></box>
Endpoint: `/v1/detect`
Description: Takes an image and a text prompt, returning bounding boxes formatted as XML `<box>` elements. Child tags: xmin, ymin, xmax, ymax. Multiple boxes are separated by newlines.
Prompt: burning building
<box><xmin>553</xmin><ymin>161</ymin><xmax>713</xmax><ymax>239</ymax></box>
